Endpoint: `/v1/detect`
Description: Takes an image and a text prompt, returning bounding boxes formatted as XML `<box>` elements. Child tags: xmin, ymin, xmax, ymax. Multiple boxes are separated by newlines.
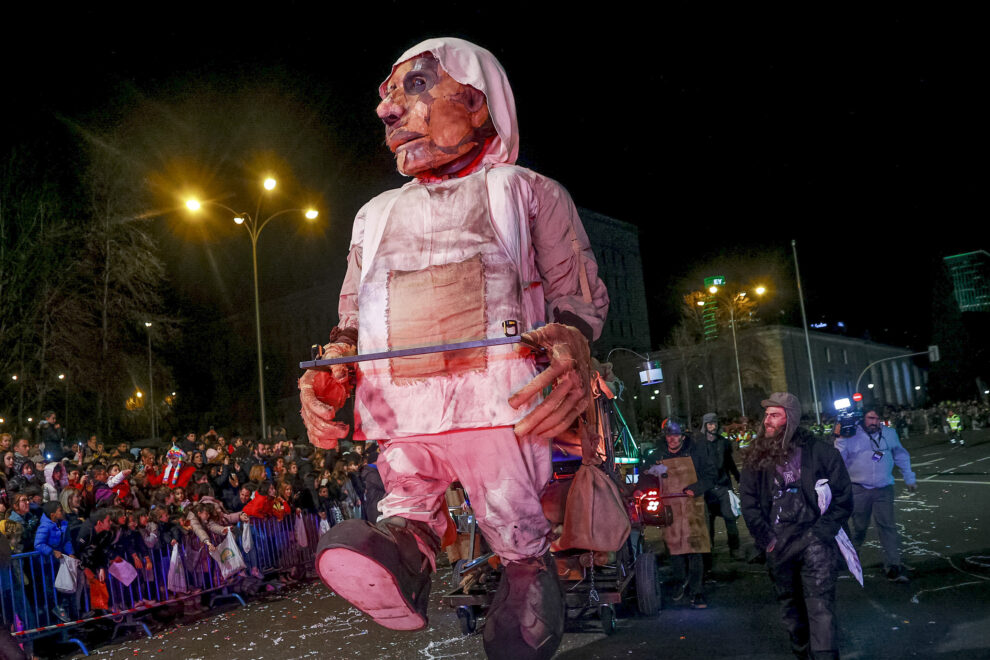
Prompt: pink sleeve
<box><xmin>337</xmin><ymin>207</ymin><xmax>365</xmax><ymax>331</ymax></box>
<box><xmin>529</xmin><ymin>177</ymin><xmax>609</xmax><ymax>340</ymax></box>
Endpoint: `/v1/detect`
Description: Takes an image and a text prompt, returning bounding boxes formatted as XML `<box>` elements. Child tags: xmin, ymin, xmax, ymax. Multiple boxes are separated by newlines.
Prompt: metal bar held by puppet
<box><xmin>299</xmin><ymin>320</ymin><xmax>541</xmax><ymax>371</ymax></box>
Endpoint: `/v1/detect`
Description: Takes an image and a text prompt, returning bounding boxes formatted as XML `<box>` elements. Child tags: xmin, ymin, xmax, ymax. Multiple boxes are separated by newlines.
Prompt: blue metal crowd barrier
<box><xmin>1</xmin><ymin>512</ymin><xmax>321</xmax><ymax>656</ymax></box>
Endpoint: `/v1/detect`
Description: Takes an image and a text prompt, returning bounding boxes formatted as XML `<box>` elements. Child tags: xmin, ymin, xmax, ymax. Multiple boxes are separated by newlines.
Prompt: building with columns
<box><xmin>622</xmin><ymin>325</ymin><xmax>928</xmax><ymax>427</ymax></box>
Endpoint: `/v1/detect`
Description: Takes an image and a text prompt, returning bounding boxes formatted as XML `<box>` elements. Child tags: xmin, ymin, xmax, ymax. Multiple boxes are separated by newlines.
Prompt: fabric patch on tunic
<box><xmin>386</xmin><ymin>254</ymin><xmax>487</xmax><ymax>383</ymax></box>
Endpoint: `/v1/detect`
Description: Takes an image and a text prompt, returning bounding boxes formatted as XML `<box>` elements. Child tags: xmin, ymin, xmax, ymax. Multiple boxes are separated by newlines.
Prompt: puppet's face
<box><xmin>378</xmin><ymin>54</ymin><xmax>493</xmax><ymax>177</ymax></box>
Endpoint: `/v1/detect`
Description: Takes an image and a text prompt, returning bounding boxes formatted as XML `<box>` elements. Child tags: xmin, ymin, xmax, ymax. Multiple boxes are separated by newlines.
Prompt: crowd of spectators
<box><xmin>0</xmin><ymin>423</ymin><xmax>383</xmax><ymax>635</ymax></box>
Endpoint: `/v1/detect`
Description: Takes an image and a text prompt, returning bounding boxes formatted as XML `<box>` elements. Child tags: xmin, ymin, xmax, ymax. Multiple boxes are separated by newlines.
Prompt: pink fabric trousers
<box><xmin>378</xmin><ymin>426</ymin><xmax>552</xmax><ymax>562</ymax></box>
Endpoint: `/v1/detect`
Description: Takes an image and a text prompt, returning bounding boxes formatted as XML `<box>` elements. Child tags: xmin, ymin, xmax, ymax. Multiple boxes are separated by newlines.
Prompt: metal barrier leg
<box><xmin>62</xmin><ymin>629</ymin><xmax>90</xmax><ymax>657</ymax></box>
<box><xmin>67</xmin><ymin>637</ymin><xmax>90</xmax><ymax>656</ymax></box>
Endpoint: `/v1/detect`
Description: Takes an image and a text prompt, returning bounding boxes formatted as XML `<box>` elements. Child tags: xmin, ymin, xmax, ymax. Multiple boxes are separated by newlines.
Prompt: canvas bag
<box><xmin>109</xmin><ymin>558</ymin><xmax>139</xmax><ymax>587</ymax></box>
<box><xmin>210</xmin><ymin>529</ymin><xmax>246</xmax><ymax>579</ymax></box>
<box><xmin>557</xmin><ymin>392</ymin><xmax>630</xmax><ymax>552</ymax></box>
<box><xmin>241</xmin><ymin>522</ymin><xmax>253</xmax><ymax>555</ymax></box>
<box><xmin>55</xmin><ymin>555</ymin><xmax>80</xmax><ymax>593</ymax></box>
<box><xmin>167</xmin><ymin>544</ymin><xmax>188</xmax><ymax>593</ymax></box>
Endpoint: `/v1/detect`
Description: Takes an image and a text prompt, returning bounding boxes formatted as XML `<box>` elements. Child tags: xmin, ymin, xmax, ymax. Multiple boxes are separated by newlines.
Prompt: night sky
<box><xmin>4</xmin><ymin>4</ymin><xmax>982</xmax><ymax>350</ymax></box>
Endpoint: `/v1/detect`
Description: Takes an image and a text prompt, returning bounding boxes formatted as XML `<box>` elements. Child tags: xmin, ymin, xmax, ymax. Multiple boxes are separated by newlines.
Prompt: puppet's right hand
<box><xmin>299</xmin><ymin>341</ymin><xmax>357</xmax><ymax>450</ymax></box>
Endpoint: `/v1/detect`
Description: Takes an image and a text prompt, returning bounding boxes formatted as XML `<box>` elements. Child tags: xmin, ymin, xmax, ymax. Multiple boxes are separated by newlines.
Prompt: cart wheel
<box><xmin>599</xmin><ymin>604</ymin><xmax>616</xmax><ymax>635</ymax></box>
<box><xmin>457</xmin><ymin>605</ymin><xmax>477</xmax><ymax>635</ymax></box>
<box><xmin>635</xmin><ymin>552</ymin><xmax>661</xmax><ymax>616</ymax></box>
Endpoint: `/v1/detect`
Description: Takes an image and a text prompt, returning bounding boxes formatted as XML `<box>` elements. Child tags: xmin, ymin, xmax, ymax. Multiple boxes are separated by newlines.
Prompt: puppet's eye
<box><xmin>404</xmin><ymin>71</ymin><xmax>435</xmax><ymax>95</ymax></box>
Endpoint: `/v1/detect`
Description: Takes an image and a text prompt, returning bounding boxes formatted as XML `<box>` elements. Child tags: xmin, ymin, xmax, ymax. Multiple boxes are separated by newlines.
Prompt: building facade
<box><xmin>624</xmin><ymin>325</ymin><xmax>927</xmax><ymax>428</ymax></box>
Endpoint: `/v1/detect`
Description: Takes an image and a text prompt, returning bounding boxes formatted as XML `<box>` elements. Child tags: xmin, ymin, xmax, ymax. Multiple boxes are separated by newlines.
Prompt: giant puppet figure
<box><xmin>299</xmin><ymin>38</ymin><xmax>608</xmax><ymax>660</ymax></box>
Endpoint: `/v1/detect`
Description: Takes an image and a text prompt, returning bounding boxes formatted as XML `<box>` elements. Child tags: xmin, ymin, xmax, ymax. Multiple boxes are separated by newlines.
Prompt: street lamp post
<box><xmin>792</xmin><ymin>239</ymin><xmax>821</xmax><ymax>426</ymax></box>
<box><xmin>12</xmin><ymin>374</ymin><xmax>23</xmax><ymax>435</ymax></box>
<box><xmin>145</xmin><ymin>322</ymin><xmax>156</xmax><ymax>441</ymax></box>
<box><xmin>186</xmin><ymin>180</ymin><xmax>318</xmax><ymax>440</ymax></box>
<box><xmin>58</xmin><ymin>373</ymin><xmax>67</xmax><ymax>429</ymax></box>
<box><xmin>728</xmin><ymin>302</ymin><xmax>745</xmax><ymax>417</ymax></box>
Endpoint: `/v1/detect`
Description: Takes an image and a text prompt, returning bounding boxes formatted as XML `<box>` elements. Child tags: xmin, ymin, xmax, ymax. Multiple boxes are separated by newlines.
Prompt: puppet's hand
<box><xmin>509</xmin><ymin>323</ymin><xmax>591</xmax><ymax>438</ymax></box>
<box><xmin>299</xmin><ymin>340</ymin><xmax>357</xmax><ymax>449</ymax></box>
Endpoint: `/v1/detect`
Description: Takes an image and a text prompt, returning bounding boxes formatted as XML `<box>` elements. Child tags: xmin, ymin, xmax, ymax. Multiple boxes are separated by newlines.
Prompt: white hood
<box><xmin>380</xmin><ymin>37</ymin><xmax>518</xmax><ymax>169</ymax></box>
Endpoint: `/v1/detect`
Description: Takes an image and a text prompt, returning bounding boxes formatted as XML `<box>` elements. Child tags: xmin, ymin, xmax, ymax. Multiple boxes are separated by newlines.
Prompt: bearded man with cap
<box><xmin>300</xmin><ymin>37</ymin><xmax>608</xmax><ymax>660</ymax></box>
<box><xmin>739</xmin><ymin>393</ymin><xmax>852</xmax><ymax>660</ymax></box>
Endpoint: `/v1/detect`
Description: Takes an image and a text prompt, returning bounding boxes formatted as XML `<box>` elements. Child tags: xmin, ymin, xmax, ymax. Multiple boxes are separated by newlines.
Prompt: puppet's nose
<box><xmin>377</xmin><ymin>98</ymin><xmax>404</xmax><ymax>127</ymax></box>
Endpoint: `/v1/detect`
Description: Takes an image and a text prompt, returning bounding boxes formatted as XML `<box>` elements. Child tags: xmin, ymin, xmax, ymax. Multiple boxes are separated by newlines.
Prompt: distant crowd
<box><xmin>638</xmin><ymin>398</ymin><xmax>990</xmax><ymax>446</ymax></box>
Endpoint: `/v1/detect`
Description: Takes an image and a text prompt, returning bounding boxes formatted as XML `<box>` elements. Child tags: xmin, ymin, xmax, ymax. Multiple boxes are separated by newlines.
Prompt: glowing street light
<box><xmin>58</xmin><ymin>373</ymin><xmax>68</xmax><ymax>427</ymax></box>
<box><xmin>185</xmin><ymin>176</ymin><xmax>320</xmax><ymax>438</ymax></box>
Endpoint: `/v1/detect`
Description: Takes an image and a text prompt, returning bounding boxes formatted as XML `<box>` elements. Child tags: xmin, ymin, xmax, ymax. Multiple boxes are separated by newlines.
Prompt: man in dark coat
<box><xmin>740</xmin><ymin>392</ymin><xmax>852</xmax><ymax>660</ymax></box>
<box><xmin>38</xmin><ymin>411</ymin><xmax>66</xmax><ymax>462</ymax></box>
<box><xmin>701</xmin><ymin>412</ymin><xmax>741</xmax><ymax>560</ymax></box>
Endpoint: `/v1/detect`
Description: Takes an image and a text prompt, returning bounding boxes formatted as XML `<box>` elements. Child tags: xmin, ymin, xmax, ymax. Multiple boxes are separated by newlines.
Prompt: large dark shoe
<box><xmin>316</xmin><ymin>517</ymin><xmax>439</xmax><ymax>631</ymax></box>
<box><xmin>690</xmin><ymin>593</ymin><xmax>708</xmax><ymax>609</ymax></box>
<box><xmin>483</xmin><ymin>553</ymin><xmax>563</xmax><ymax>660</ymax></box>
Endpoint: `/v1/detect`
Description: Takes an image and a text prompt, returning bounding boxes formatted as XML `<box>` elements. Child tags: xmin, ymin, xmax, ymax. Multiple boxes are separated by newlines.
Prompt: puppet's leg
<box><xmin>448</xmin><ymin>429</ymin><xmax>563</xmax><ymax>660</ymax></box>
<box><xmin>315</xmin><ymin>436</ymin><xmax>450</xmax><ymax>630</ymax></box>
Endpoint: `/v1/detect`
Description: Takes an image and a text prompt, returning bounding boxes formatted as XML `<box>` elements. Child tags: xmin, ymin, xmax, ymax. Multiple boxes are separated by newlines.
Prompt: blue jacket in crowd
<box><xmin>34</xmin><ymin>514</ymin><xmax>74</xmax><ymax>557</ymax></box>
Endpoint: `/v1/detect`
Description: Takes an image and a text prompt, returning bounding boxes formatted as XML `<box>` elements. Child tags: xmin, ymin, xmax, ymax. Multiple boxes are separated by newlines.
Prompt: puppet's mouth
<box><xmin>387</xmin><ymin>129</ymin><xmax>426</xmax><ymax>150</ymax></box>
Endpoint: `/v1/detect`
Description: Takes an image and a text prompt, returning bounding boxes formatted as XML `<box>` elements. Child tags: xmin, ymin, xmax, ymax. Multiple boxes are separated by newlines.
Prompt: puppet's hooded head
<box><xmin>377</xmin><ymin>37</ymin><xmax>518</xmax><ymax>179</ymax></box>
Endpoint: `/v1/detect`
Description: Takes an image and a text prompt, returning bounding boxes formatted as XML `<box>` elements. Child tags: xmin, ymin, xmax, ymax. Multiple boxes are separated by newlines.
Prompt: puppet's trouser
<box><xmin>769</xmin><ymin>539</ymin><xmax>840</xmax><ymax>660</ymax></box>
<box><xmin>380</xmin><ymin>427</ymin><xmax>562</xmax><ymax>659</ymax></box>
<box><xmin>850</xmin><ymin>484</ymin><xmax>900</xmax><ymax>569</ymax></box>
<box><xmin>377</xmin><ymin>427</ymin><xmax>552</xmax><ymax>561</ymax></box>
<box><xmin>317</xmin><ymin>427</ymin><xmax>558</xmax><ymax>646</ymax></box>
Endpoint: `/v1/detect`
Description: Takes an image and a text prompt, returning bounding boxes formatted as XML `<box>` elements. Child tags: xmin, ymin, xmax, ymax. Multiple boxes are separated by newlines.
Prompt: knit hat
<box><xmin>761</xmin><ymin>392</ymin><xmax>802</xmax><ymax>445</ymax></box>
<box><xmin>663</xmin><ymin>419</ymin><xmax>684</xmax><ymax>436</ymax></box>
<box><xmin>166</xmin><ymin>446</ymin><xmax>186</xmax><ymax>462</ymax></box>
<box><xmin>205</xmin><ymin>448</ymin><xmax>220</xmax><ymax>462</ymax></box>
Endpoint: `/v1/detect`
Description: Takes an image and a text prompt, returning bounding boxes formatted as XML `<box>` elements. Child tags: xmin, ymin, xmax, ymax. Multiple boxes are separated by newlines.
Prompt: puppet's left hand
<box><xmin>509</xmin><ymin>323</ymin><xmax>591</xmax><ymax>438</ymax></box>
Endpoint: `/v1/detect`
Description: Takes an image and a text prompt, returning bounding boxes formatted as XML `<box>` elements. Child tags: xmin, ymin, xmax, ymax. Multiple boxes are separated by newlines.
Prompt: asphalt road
<box><xmin>59</xmin><ymin>429</ymin><xmax>990</xmax><ymax>660</ymax></box>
